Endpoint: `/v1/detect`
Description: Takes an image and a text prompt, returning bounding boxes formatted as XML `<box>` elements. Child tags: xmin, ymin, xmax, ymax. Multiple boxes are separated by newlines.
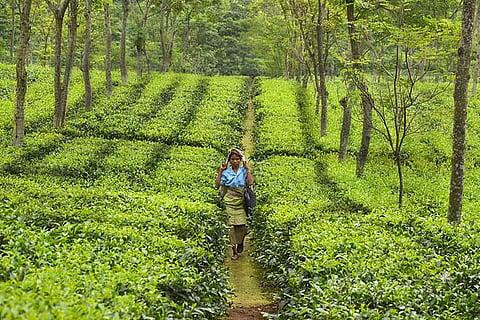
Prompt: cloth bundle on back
<box><xmin>215</xmin><ymin>148</ymin><xmax>254</xmax><ymax>260</ymax></box>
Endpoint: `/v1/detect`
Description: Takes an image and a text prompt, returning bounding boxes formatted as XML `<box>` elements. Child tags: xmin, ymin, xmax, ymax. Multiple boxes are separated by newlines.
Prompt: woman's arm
<box><xmin>215</xmin><ymin>163</ymin><xmax>227</xmax><ymax>189</ymax></box>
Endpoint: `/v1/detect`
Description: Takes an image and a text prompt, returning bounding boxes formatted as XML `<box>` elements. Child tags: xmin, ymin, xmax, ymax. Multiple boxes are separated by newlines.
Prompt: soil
<box><xmin>227</xmin><ymin>303</ymin><xmax>278</xmax><ymax>320</ymax></box>
<box><xmin>224</xmin><ymin>80</ymin><xmax>278</xmax><ymax>319</ymax></box>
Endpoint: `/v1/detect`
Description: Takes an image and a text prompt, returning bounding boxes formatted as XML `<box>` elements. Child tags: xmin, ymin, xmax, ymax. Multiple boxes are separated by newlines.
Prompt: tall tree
<box><xmin>338</xmin><ymin>85</ymin><xmax>353</xmax><ymax>162</ymax></box>
<box><xmin>338</xmin><ymin>0</ymin><xmax>357</xmax><ymax>162</ymax></box>
<box><xmin>317</xmin><ymin>0</ymin><xmax>328</xmax><ymax>136</ymax></box>
<box><xmin>287</xmin><ymin>0</ymin><xmax>329</xmax><ymax>136</ymax></box>
<box><xmin>61</xmin><ymin>0</ymin><xmax>78</xmax><ymax>121</ymax></box>
<box><xmin>470</xmin><ymin>1</ymin><xmax>480</xmax><ymax>96</ymax></box>
<box><xmin>46</xmin><ymin>0</ymin><xmax>69</xmax><ymax>128</ymax></box>
<box><xmin>353</xmin><ymin>0</ymin><xmax>456</xmax><ymax>205</ymax></box>
<box><xmin>13</xmin><ymin>0</ymin><xmax>33</xmax><ymax>147</ymax></box>
<box><xmin>133</xmin><ymin>0</ymin><xmax>154</xmax><ymax>76</ymax></box>
<box><xmin>82</xmin><ymin>0</ymin><xmax>92</xmax><ymax>110</ymax></box>
<box><xmin>159</xmin><ymin>0</ymin><xmax>181</xmax><ymax>72</ymax></box>
<box><xmin>177</xmin><ymin>0</ymin><xmax>220</xmax><ymax>73</ymax></box>
<box><xmin>9</xmin><ymin>0</ymin><xmax>16</xmax><ymax>63</ymax></box>
<box><xmin>355</xmin><ymin>82</ymin><xmax>373</xmax><ymax>177</ymax></box>
<box><xmin>448</xmin><ymin>0</ymin><xmax>475</xmax><ymax>224</ymax></box>
<box><xmin>248</xmin><ymin>0</ymin><xmax>305</xmax><ymax>78</ymax></box>
<box><xmin>120</xmin><ymin>0</ymin><xmax>129</xmax><ymax>83</ymax></box>
<box><xmin>104</xmin><ymin>0</ymin><xmax>112</xmax><ymax>96</ymax></box>
<box><xmin>344</xmin><ymin>0</ymin><xmax>374</xmax><ymax>176</ymax></box>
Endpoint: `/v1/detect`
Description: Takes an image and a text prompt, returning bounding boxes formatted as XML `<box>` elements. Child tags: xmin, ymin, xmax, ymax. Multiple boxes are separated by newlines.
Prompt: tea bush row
<box><xmin>66</xmin><ymin>72</ymin><xmax>161</xmax><ymax>140</ymax></box>
<box><xmin>0</xmin><ymin>67</ymin><xmax>111</xmax><ymax>136</ymax></box>
<box><xmin>251</xmin><ymin>78</ymin><xmax>480</xmax><ymax>319</ymax></box>
<box><xmin>0</xmin><ymin>67</ymin><xmax>251</xmax><ymax>318</ymax></box>
<box><xmin>179</xmin><ymin>76</ymin><xmax>246</xmax><ymax>150</ymax></box>
<box><xmin>0</xmin><ymin>134</ymin><xmax>227</xmax><ymax>204</ymax></box>
<box><xmin>254</xmin><ymin>78</ymin><xmax>307</xmax><ymax>158</ymax></box>
<box><xmin>0</xmin><ymin>141</ymin><xmax>232</xmax><ymax>318</ymax></box>
<box><xmin>0</xmin><ymin>175</ymin><xmax>230</xmax><ymax>319</ymax></box>
<box><xmin>140</xmin><ymin>74</ymin><xmax>206</xmax><ymax>143</ymax></box>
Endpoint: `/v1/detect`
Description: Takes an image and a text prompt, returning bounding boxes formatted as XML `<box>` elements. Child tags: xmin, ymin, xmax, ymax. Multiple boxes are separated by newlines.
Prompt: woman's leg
<box><xmin>229</xmin><ymin>228</ymin><xmax>239</xmax><ymax>259</ymax></box>
<box><xmin>231</xmin><ymin>225</ymin><xmax>247</xmax><ymax>254</ymax></box>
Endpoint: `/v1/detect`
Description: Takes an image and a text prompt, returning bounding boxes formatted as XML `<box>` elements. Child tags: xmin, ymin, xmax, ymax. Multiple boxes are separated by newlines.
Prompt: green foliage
<box><xmin>179</xmin><ymin>75</ymin><xmax>246</xmax><ymax>150</ymax></box>
<box><xmin>249</xmin><ymin>76</ymin><xmax>480</xmax><ymax>319</ymax></box>
<box><xmin>180</xmin><ymin>2</ymin><xmax>262</xmax><ymax>75</ymax></box>
<box><xmin>145</xmin><ymin>145</ymin><xmax>223</xmax><ymax>202</ymax></box>
<box><xmin>140</xmin><ymin>74</ymin><xmax>205</xmax><ymax>143</ymax></box>
<box><xmin>0</xmin><ymin>176</ymin><xmax>229</xmax><ymax>319</ymax></box>
<box><xmin>66</xmin><ymin>73</ymin><xmax>154</xmax><ymax>139</ymax></box>
<box><xmin>254</xmin><ymin>78</ymin><xmax>307</xmax><ymax>158</ymax></box>
<box><xmin>3</xmin><ymin>63</ymin><xmax>480</xmax><ymax>319</ymax></box>
<box><xmin>0</xmin><ymin>64</ymin><xmax>238</xmax><ymax>318</ymax></box>
<box><xmin>0</xmin><ymin>131</ymin><xmax>65</xmax><ymax>174</ymax></box>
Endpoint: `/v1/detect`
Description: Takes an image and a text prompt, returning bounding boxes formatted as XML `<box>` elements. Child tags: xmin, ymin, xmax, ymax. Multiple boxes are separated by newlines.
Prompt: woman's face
<box><xmin>230</xmin><ymin>155</ymin><xmax>242</xmax><ymax>167</ymax></box>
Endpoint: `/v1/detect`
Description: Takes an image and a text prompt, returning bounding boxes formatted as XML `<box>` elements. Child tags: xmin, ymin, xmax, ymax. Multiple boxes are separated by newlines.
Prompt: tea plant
<box><xmin>180</xmin><ymin>76</ymin><xmax>245</xmax><ymax>150</ymax></box>
<box><xmin>0</xmin><ymin>65</ymin><xmax>235</xmax><ymax>318</ymax></box>
<box><xmin>140</xmin><ymin>74</ymin><xmax>205</xmax><ymax>143</ymax></box>
<box><xmin>0</xmin><ymin>175</ymin><xmax>230</xmax><ymax>319</ymax></box>
<box><xmin>250</xmin><ymin>77</ymin><xmax>480</xmax><ymax>319</ymax></box>
<box><xmin>66</xmin><ymin>73</ymin><xmax>154</xmax><ymax>139</ymax></box>
<box><xmin>255</xmin><ymin>78</ymin><xmax>307</xmax><ymax>158</ymax></box>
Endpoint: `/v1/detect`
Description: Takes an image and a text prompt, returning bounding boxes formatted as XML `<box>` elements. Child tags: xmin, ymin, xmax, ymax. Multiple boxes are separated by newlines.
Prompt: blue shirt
<box><xmin>221</xmin><ymin>166</ymin><xmax>247</xmax><ymax>188</ymax></box>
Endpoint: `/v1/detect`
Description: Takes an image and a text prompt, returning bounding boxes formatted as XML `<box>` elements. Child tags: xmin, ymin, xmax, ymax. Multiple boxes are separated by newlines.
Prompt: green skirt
<box><xmin>224</xmin><ymin>194</ymin><xmax>247</xmax><ymax>226</ymax></box>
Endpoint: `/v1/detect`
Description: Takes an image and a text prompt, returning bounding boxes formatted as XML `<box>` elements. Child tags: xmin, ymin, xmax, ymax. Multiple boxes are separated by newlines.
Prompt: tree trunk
<box><xmin>343</xmin><ymin>0</ymin><xmax>358</xmax><ymax>163</ymax></box>
<box><xmin>317</xmin><ymin>0</ymin><xmax>328</xmax><ymax>137</ymax></box>
<box><xmin>82</xmin><ymin>0</ymin><xmax>92</xmax><ymax>110</ymax></box>
<box><xmin>104</xmin><ymin>2</ymin><xmax>113</xmax><ymax>96</ymax></box>
<box><xmin>345</xmin><ymin>0</ymin><xmax>373</xmax><ymax>177</ymax></box>
<box><xmin>313</xmin><ymin>64</ymin><xmax>321</xmax><ymax>114</ymax></box>
<box><xmin>58</xmin><ymin>0</ymin><xmax>78</xmax><ymax>126</ymax></box>
<box><xmin>120</xmin><ymin>0</ymin><xmax>129</xmax><ymax>83</ymax></box>
<box><xmin>52</xmin><ymin>16</ymin><xmax>64</xmax><ymax>129</ymax></box>
<box><xmin>448</xmin><ymin>0</ymin><xmax>475</xmax><ymax>225</ymax></box>
<box><xmin>395</xmin><ymin>151</ymin><xmax>404</xmax><ymax>207</ymax></box>
<box><xmin>159</xmin><ymin>1</ymin><xmax>177</xmax><ymax>73</ymax></box>
<box><xmin>47</xmin><ymin>0</ymin><xmax>70</xmax><ymax>129</ymax></box>
<box><xmin>471</xmin><ymin>1</ymin><xmax>480</xmax><ymax>96</ymax></box>
<box><xmin>136</xmin><ymin>46</ymin><xmax>143</xmax><ymax>76</ymax></box>
<box><xmin>42</xmin><ymin>28</ymin><xmax>50</xmax><ymax>66</ymax></box>
<box><xmin>180</xmin><ymin>10</ymin><xmax>192</xmax><ymax>73</ymax></box>
<box><xmin>159</xmin><ymin>6</ymin><xmax>167</xmax><ymax>72</ymax></box>
<box><xmin>13</xmin><ymin>0</ymin><xmax>32</xmax><ymax>147</ymax></box>
<box><xmin>356</xmin><ymin>85</ymin><xmax>373</xmax><ymax>177</ymax></box>
<box><xmin>135</xmin><ymin>0</ymin><xmax>153</xmax><ymax>77</ymax></box>
<box><xmin>338</xmin><ymin>84</ymin><xmax>353</xmax><ymax>162</ymax></box>
<box><xmin>145</xmin><ymin>49</ymin><xmax>152</xmax><ymax>73</ymax></box>
<box><xmin>10</xmin><ymin>0</ymin><xmax>16</xmax><ymax>64</ymax></box>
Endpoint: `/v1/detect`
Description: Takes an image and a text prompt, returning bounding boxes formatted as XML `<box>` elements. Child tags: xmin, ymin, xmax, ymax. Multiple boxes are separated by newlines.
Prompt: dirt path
<box><xmin>224</xmin><ymin>80</ymin><xmax>277</xmax><ymax>319</ymax></box>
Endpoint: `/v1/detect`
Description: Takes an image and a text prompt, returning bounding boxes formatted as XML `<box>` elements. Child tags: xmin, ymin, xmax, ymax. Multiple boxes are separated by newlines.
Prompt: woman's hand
<box><xmin>219</xmin><ymin>162</ymin><xmax>227</xmax><ymax>172</ymax></box>
<box><xmin>243</xmin><ymin>160</ymin><xmax>250</xmax><ymax>171</ymax></box>
<box><xmin>216</xmin><ymin>162</ymin><xmax>227</xmax><ymax>189</ymax></box>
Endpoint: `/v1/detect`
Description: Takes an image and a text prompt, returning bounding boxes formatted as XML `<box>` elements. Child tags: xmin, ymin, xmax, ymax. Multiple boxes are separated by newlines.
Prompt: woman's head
<box><xmin>228</xmin><ymin>148</ymin><xmax>244</xmax><ymax>163</ymax></box>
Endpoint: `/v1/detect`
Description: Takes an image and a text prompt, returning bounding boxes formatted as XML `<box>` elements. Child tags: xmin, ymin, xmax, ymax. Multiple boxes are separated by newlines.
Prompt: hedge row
<box><xmin>0</xmin><ymin>175</ymin><xmax>230</xmax><ymax>319</ymax></box>
<box><xmin>0</xmin><ymin>66</ymin><xmax>252</xmax><ymax>318</ymax></box>
<box><xmin>140</xmin><ymin>74</ymin><xmax>206</xmax><ymax>143</ymax></box>
<box><xmin>179</xmin><ymin>75</ymin><xmax>246</xmax><ymax>150</ymax></box>
<box><xmin>251</xmin><ymin>78</ymin><xmax>480</xmax><ymax>319</ymax></box>
<box><xmin>254</xmin><ymin>78</ymin><xmax>307</xmax><ymax>158</ymax></box>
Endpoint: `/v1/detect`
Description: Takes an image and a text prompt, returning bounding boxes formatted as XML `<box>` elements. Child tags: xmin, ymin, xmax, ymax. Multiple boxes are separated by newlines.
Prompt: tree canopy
<box><xmin>1</xmin><ymin>0</ymin><xmax>463</xmax><ymax>77</ymax></box>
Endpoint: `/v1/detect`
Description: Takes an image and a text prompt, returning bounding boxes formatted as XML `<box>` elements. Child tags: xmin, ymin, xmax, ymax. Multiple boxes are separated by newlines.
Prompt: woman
<box><xmin>215</xmin><ymin>148</ymin><xmax>253</xmax><ymax>260</ymax></box>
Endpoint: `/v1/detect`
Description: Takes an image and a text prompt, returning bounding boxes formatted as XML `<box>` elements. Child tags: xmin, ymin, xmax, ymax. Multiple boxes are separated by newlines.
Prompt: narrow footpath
<box><xmin>224</xmin><ymin>81</ymin><xmax>277</xmax><ymax>320</ymax></box>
